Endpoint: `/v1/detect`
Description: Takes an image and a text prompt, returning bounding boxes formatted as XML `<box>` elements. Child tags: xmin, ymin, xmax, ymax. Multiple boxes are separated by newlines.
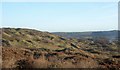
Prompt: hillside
<box><xmin>2</xmin><ymin>28</ymin><xmax>76</xmax><ymax>49</ymax></box>
<box><xmin>1</xmin><ymin>28</ymin><xmax>120</xmax><ymax>69</ymax></box>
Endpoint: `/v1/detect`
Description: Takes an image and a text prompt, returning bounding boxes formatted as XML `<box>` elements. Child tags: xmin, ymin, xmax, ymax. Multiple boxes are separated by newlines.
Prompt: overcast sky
<box><xmin>1</xmin><ymin>2</ymin><xmax>118</xmax><ymax>32</ymax></box>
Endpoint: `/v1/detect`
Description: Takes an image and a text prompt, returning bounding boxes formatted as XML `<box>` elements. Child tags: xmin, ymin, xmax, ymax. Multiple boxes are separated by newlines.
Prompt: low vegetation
<box><xmin>1</xmin><ymin>28</ymin><xmax>120</xmax><ymax>69</ymax></box>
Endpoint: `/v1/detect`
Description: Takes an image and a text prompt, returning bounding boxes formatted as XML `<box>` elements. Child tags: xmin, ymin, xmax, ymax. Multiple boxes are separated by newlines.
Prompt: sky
<box><xmin>1</xmin><ymin>2</ymin><xmax>118</xmax><ymax>32</ymax></box>
<box><xmin>1</xmin><ymin>0</ymin><xmax>119</xmax><ymax>2</ymax></box>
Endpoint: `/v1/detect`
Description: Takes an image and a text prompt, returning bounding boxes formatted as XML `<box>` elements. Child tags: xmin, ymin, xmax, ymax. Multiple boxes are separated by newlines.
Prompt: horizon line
<box><xmin>1</xmin><ymin>27</ymin><xmax>119</xmax><ymax>33</ymax></box>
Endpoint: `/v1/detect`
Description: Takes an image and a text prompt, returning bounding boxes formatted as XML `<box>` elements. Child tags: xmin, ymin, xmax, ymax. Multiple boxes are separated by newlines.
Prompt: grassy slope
<box><xmin>1</xmin><ymin>28</ymin><xmax>120</xmax><ymax>68</ymax></box>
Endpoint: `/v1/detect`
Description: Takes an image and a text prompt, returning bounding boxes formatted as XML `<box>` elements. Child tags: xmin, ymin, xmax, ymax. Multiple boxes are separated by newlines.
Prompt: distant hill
<box><xmin>53</xmin><ymin>30</ymin><xmax>119</xmax><ymax>42</ymax></box>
